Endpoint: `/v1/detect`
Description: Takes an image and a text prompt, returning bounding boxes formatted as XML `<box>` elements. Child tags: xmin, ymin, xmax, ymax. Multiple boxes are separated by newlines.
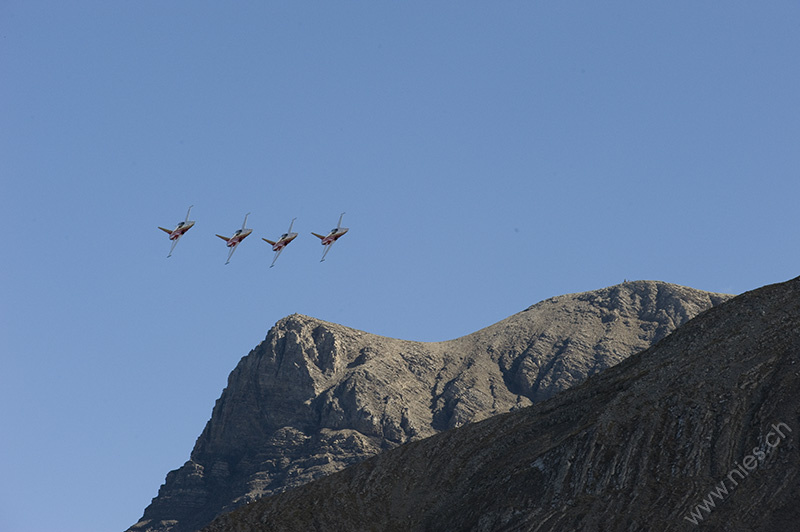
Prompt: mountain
<box><xmin>128</xmin><ymin>281</ymin><xmax>730</xmax><ymax>532</ymax></box>
<box><xmin>202</xmin><ymin>276</ymin><xmax>800</xmax><ymax>532</ymax></box>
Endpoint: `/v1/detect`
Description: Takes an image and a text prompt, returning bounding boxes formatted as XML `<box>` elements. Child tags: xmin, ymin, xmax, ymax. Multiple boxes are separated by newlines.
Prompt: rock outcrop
<box><xmin>202</xmin><ymin>276</ymin><xmax>800</xmax><ymax>532</ymax></box>
<box><xmin>128</xmin><ymin>281</ymin><xmax>729</xmax><ymax>532</ymax></box>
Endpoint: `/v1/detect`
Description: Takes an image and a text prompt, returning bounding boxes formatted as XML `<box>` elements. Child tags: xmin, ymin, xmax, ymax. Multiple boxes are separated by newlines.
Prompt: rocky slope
<box><xmin>202</xmin><ymin>276</ymin><xmax>800</xmax><ymax>532</ymax></box>
<box><xmin>128</xmin><ymin>281</ymin><xmax>729</xmax><ymax>532</ymax></box>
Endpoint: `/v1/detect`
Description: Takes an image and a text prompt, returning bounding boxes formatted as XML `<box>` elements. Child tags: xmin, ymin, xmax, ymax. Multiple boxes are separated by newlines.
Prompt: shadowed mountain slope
<box><xmin>202</xmin><ymin>276</ymin><xmax>800</xmax><ymax>532</ymax></box>
<box><xmin>128</xmin><ymin>281</ymin><xmax>729</xmax><ymax>532</ymax></box>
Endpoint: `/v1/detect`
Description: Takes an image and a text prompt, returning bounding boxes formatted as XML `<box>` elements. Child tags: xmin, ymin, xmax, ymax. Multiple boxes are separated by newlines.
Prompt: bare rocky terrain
<box><xmin>202</xmin><ymin>276</ymin><xmax>800</xmax><ymax>532</ymax></box>
<box><xmin>128</xmin><ymin>281</ymin><xmax>729</xmax><ymax>532</ymax></box>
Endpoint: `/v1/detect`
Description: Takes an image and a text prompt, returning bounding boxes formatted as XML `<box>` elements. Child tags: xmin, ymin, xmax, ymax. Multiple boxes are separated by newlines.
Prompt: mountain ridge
<box><xmin>128</xmin><ymin>280</ymin><xmax>730</xmax><ymax>532</ymax></box>
<box><xmin>202</xmin><ymin>276</ymin><xmax>800</xmax><ymax>532</ymax></box>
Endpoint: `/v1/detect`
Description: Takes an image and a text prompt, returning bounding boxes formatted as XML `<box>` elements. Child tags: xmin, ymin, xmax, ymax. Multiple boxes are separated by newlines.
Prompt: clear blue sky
<box><xmin>2</xmin><ymin>2</ymin><xmax>798</xmax><ymax>531</ymax></box>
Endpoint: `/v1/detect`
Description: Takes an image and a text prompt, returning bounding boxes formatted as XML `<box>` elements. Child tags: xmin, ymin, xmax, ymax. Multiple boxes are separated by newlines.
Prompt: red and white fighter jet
<box><xmin>312</xmin><ymin>212</ymin><xmax>349</xmax><ymax>262</ymax></box>
<box><xmin>158</xmin><ymin>205</ymin><xmax>195</xmax><ymax>257</ymax></box>
<box><xmin>263</xmin><ymin>217</ymin><xmax>298</xmax><ymax>268</ymax></box>
<box><xmin>216</xmin><ymin>213</ymin><xmax>252</xmax><ymax>264</ymax></box>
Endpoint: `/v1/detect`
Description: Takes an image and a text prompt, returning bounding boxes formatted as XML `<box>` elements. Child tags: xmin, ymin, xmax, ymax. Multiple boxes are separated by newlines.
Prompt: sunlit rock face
<box><xmin>127</xmin><ymin>280</ymin><xmax>730</xmax><ymax>532</ymax></box>
<box><xmin>203</xmin><ymin>277</ymin><xmax>800</xmax><ymax>532</ymax></box>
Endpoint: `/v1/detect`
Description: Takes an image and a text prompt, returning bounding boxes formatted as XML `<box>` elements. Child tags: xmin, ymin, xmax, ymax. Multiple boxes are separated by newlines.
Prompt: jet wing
<box><xmin>320</xmin><ymin>240</ymin><xmax>335</xmax><ymax>262</ymax></box>
<box><xmin>225</xmin><ymin>244</ymin><xmax>239</xmax><ymax>265</ymax></box>
<box><xmin>168</xmin><ymin>238</ymin><xmax>180</xmax><ymax>257</ymax></box>
<box><xmin>270</xmin><ymin>247</ymin><xmax>284</xmax><ymax>268</ymax></box>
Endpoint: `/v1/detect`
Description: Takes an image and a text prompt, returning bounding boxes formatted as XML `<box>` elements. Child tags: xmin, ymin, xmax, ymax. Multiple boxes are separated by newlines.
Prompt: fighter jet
<box><xmin>263</xmin><ymin>217</ymin><xmax>298</xmax><ymax>268</ymax></box>
<box><xmin>216</xmin><ymin>212</ymin><xmax>252</xmax><ymax>264</ymax></box>
<box><xmin>312</xmin><ymin>212</ymin><xmax>349</xmax><ymax>262</ymax></box>
<box><xmin>158</xmin><ymin>205</ymin><xmax>195</xmax><ymax>257</ymax></box>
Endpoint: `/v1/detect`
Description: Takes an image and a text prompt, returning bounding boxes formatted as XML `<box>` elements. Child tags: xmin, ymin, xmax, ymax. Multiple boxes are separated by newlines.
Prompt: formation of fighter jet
<box><xmin>216</xmin><ymin>213</ymin><xmax>253</xmax><ymax>265</ymax></box>
<box><xmin>263</xmin><ymin>218</ymin><xmax>298</xmax><ymax>268</ymax></box>
<box><xmin>158</xmin><ymin>205</ymin><xmax>195</xmax><ymax>257</ymax></box>
<box><xmin>312</xmin><ymin>212</ymin><xmax>349</xmax><ymax>262</ymax></box>
<box><xmin>159</xmin><ymin>208</ymin><xmax>349</xmax><ymax>265</ymax></box>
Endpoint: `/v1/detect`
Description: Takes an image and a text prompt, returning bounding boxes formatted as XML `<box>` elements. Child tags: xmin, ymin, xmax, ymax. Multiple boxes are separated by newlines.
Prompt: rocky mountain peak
<box><xmin>201</xmin><ymin>276</ymin><xmax>800</xmax><ymax>532</ymax></box>
<box><xmin>127</xmin><ymin>280</ymin><xmax>729</xmax><ymax>532</ymax></box>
